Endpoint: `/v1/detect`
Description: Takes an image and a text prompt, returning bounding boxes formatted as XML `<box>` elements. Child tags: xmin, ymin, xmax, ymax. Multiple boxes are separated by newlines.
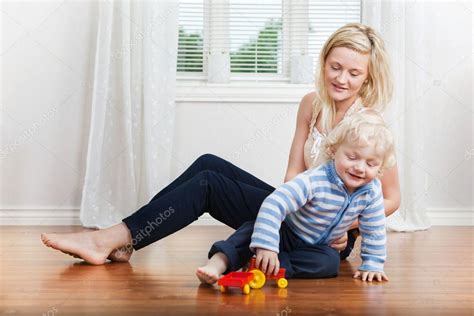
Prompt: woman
<box><xmin>41</xmin><ymin>23</ymin><xmax>401</xmax><ymax>268</ymax></box>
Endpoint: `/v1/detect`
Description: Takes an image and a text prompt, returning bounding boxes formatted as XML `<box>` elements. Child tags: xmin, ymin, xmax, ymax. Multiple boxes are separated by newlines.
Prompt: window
<box><xmin>177</xmin><ymin>0</ymin><xmax>360</xmax><ymax>83</ymax></box>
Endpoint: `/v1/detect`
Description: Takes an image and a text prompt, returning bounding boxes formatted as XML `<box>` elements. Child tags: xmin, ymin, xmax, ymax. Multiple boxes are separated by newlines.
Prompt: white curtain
<box><xmin>363</xmin><ymin>0</ymin><xmax>431</xmax><ymax>231</ymax></box>
<box><xmin>80</xmin><ymin>1</ymin><xmax>179</xmax><ymax>228</ymax></box>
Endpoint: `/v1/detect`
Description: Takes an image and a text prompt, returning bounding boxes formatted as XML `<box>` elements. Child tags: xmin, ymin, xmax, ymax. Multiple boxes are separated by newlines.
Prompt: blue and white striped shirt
<box><xmin>249</xmin><ymin>160</ymin><xmax>387</xmax><ymax>272</ymax></box>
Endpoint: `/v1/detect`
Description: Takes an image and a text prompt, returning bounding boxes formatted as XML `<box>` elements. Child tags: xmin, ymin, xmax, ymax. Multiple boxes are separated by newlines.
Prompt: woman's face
<box><xmin>324</xmin><ymin>46</ymin><xmax>369</xmax><ymax>105</ymax></box>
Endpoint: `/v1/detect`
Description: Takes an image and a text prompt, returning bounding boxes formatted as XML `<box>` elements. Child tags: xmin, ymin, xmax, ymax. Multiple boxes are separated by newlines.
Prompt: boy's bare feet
<box><xmin>195</xmin><ymin>252</ymin><xmax>229</xmax><ymax>285</ymax></box>
<box><xmin>196</xmin><ymin>266</ymin><xmax>221</xmax><ymax>284</ymax></box>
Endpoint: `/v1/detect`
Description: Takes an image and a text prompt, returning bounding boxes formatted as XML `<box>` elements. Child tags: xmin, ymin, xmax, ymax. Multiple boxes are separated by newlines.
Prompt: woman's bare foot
<box><xmin>41</xmin><ymin>231</ymin><xmax>111</xmax><ymax>265</ymax></box>
<box><xmin>196</xmin><ymin>252</ymin><xmax>229</xmax><ymax>285</ymax></box>
<box><xmin>41</xmin><ymin>223</ymin><xmax>133</xmax><ymax>265</ymax></box>
<box><xmin>107</xmin><ymin>246</ymin><xmax>133</xmax><ymax>262</ymax></box>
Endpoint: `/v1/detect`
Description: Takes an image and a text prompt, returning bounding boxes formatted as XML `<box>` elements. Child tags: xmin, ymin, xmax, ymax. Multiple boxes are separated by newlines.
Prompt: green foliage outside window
<box><xmin>177</xmin><ymin>27</ymin><xmax>204</xmax><ymax>72</ymax></box>
<box><xmin>177</xmin><ymin>18</ymin><xmax>282</xmax><ymax>74</ymax></box>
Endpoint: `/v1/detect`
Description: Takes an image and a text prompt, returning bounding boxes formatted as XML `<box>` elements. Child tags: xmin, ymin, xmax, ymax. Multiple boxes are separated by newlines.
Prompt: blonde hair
<box><xmin>322</xmin><ymin>110</ymin><xmax>396</xmax><ymax>174</ymax></box>
<box><xmin>312</xmin><ymin>23</ymin><xmax>393</xmax><ymax>134</ymax></box>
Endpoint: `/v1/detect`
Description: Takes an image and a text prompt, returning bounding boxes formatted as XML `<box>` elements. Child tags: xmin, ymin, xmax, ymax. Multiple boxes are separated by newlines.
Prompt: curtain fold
<box><xmin>80</xmin><ymin>1</ymin><xmax>178</xmax><ymax>228</ymax></box>
<box><xmin>363</xmin><ymin>0</ymin><xmax>431</xmax><ymax>231</ymax></box>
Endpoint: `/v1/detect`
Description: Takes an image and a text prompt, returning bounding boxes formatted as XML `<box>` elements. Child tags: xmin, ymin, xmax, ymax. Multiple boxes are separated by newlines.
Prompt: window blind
<box><xmin>307</xmin><ymin>1</ymin><xmax>361</xmax><ymax>73</ymax></box>
<box><xmin>228</xmin><ymin>0</ymin><xmax>282</xmax><ymax>74</ymax></box>
<box><xmin>177</xmin><ymin>0</ymin><xmax>361</xmax><ymax>81</ymax></box>
<box><xmin>177</xmin><ymin>0</ymin><xmax>204</xmax><ymax>73</ymax></box>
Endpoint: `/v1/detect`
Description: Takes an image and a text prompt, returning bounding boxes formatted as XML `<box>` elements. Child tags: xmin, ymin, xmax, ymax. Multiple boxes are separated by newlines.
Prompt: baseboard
<box><xmin>0</xmin><ymin>208</ymin><xmax>223</xmax><ymax>226</ymax></box>
<box><xmin>0</xmin><ymin>208</ymin><xmax>472</xmax><ymax>226</ymax></box>
<box><xmin>0</xmin><ymin>208</ymin><xmax>81</xmax><ymax>226</ymax></box>
<box><xmin>425</xmin><ymin>208</ymin><xmax>474</xmax><ymax>226</ymax></box>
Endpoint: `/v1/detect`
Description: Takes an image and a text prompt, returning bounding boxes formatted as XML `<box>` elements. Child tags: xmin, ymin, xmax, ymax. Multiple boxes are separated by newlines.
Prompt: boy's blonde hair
<box><xmin>312</xmin><ymin>23</ymin><xmax>393</xmax><ymax>134</ymax></box>
<box><xmin>322</xmin><ymin>110</ymin><xmax>396</xmax><ymax>174</ymax></box>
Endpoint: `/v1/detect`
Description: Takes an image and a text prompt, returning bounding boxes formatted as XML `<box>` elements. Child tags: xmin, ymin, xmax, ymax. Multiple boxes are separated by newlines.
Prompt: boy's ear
<box><xmin>377</xmin><ymin>166</ymin><xmax>384</xmax><ymax>177</ymax></box>
<box><xmin>327</xmin><ymin>146</ymin><xmax>336</xmax><ymax>159</ymax></box>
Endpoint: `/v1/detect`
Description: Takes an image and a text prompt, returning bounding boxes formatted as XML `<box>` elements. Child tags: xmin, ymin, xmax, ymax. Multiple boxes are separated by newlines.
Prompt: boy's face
<box><xmin>331</xmin><ymin>141</ymin><xmax>384</xmax><ymax>194</ymax></box>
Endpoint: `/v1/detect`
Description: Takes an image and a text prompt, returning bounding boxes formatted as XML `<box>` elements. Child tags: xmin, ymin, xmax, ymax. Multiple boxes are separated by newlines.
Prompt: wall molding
<box><xmin>1</xmin><ymin>208</ymin><xmax>473</xmax><ymax>226</ymax></box>
<box><xmin>0</xmin><ymin>208</ymin><xmax>223</xmax><ymax>226</ymax></box>
<box><xmin>425</xmin><ymin>208</ymin><xmax>474</xmax><ymax>226</ymax></box>
<box><xmin>0</xmin><ymin>208</ymin><xmax>81</xmax><ymax>226</ymax></box>
<box><xmin>176</xmin><ymin>82</ymin><xmax>313</xmax><ymax>103</ymax></box>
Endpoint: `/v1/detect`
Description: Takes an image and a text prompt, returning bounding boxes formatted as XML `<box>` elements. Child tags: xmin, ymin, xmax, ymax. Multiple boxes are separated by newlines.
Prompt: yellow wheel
<box><xmin>277</xmin><ymin>278</ymin><xmax>288</xmax><ymax>289</ymax></box>
<box><xmin>242</xmin><ymin>284</ymin><xmax>250</xmax><ymax>295</ymax></box>
<box><xmin>220</xmin><ymin>285</ymin><xmax>227</xmax><ymax>293</ymax></box>
<box><xmin>249</xmin><ymin>269</ymin><xmax>266</xmax><ymax>289</ymax></box>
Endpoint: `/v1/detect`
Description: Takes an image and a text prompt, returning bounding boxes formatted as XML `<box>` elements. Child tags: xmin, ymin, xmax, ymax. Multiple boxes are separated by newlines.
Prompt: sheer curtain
<box><xmin>363</xmin><ymin>0</ymin><xmax>431</xmax><ymax>231</ymax></box>
<box><xmin>80</xmin><ymin>1</ymin><xmax>178</xmax><ymax>228</ymax></box>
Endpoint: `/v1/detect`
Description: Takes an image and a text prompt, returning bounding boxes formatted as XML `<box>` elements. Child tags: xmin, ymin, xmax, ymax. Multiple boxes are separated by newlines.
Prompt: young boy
<box><xmin>197</xmin><ymin>110</ymin><xmax>395</xmax><ymax>283</ymax></box>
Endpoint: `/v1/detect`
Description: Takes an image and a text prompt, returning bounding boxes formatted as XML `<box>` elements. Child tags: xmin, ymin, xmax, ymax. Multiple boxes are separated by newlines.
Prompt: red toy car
<box><xmin>217</xmin><ymin>271</ymin><xmax>254</xmax><ymax>294</ymax></box>
<box><xmin>246</xmin><ymin>257</ymin><xmax>288</xmax><ymax>289</ymax></box>
<box><xmin>217</xmin><ymin>257</ymin><xmax>288</xmax><ymax>294</ymax></box>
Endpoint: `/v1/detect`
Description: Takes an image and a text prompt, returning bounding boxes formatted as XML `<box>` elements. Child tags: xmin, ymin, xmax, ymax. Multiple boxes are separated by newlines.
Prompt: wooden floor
<box><xmin>1</xmin><ymin>226</ymin><xmax>473</xmax><ymax>315</ymax></box>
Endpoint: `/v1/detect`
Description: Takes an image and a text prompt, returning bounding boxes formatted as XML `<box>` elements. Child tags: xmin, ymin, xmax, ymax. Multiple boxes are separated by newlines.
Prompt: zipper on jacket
<box><xmin>315</xmin><ymin>188</ymin><xmax>370</xmax><ymax>244</ymax></box>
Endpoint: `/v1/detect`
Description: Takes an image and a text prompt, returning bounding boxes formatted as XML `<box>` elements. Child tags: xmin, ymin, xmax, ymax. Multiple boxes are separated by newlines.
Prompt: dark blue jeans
<box><xmin>122</xmin><ymin>154</ymin><xmax>342</xmax><ymax>278</ymax></box>
<box><xmin>209</xmin><ymin>221</ymin><xmax>340</xmax><ymax>278</ymax></box>
<box><xmin>122</xmin><ymin>154</ymin><xmax>274</xmax><ymax>249</ymax></box>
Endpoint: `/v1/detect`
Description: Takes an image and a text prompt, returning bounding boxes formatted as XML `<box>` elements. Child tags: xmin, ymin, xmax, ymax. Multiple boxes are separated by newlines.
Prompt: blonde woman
<box><xmin>41</xmin><ymin>23</ymin><xmax>401</xmax><ymax>273</ymax></box>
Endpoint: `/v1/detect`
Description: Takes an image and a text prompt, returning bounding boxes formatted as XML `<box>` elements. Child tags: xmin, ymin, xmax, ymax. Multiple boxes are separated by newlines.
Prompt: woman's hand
<box><xmin>255</xmin><ymin>248</ymin><xmax>280</xmax><ymax>276</ymax></box>
<box><xmin>353</xmin><ymin>270</ymin><xmax>389</xmax><ymax>282</ymax></box>
<box><xmin>330</xmin><ymin>233</ymin><xmax>348</xmax><ymax>252</ymax></box>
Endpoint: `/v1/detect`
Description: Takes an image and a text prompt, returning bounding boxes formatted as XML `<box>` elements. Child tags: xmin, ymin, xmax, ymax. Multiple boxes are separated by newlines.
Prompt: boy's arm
<box><xmin>358</xmin><ymin>181</ymin><xmax>387</xmax><ymax>272</ymax></box>
<box><xmin>249</xmin><ymin>171</ymin><xmax>313</xmax><ymax>253</ymax></box>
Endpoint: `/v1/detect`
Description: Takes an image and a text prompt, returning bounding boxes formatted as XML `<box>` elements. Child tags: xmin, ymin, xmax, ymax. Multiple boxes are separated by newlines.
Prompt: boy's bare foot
<box><xmin>195</xmin><ymin>252</ymin><xmax>229</xmax><ymax>284</ymax></box>
<box><xmin>196</xmin><ymin>266</ymin><xmax>221</xmax><ymax>284</ymax></box>
<box><xmin>41</xmin><ymin>231</ymin><xmax>111</xmax><ymax>265</ymax></box>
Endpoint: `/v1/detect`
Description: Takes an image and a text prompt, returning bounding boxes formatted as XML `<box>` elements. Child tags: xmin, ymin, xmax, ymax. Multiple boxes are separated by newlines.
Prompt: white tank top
<box><xmin>303</xmin><ymin>98</ymin><xmax>368</xmax><ymax>169</ymax></box>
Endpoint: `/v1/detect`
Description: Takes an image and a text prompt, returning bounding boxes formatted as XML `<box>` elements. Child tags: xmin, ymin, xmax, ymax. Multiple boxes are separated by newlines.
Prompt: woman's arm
<box><xmin>284</xmin><ymin>92</ymin><xmax>315</xmax><ymax>182</ymax></box>
<box><xmin>380</xmin><ymin>163</ymin><xmax>401</xmax><ymax>216</ymax></box>
<box><xmin>348</xmin><ymin>163</ymin><xmax>401</xmax><ymax>230</ymax></box>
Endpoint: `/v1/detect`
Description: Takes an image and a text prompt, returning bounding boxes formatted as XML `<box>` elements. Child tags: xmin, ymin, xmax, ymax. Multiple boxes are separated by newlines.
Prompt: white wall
<box><xmin>1</xmin><ymin>1</ymin><xmax>97</xmax><ymax>224</ymax></box>
<box><xmin>171</xmin><ymin>100</ymin><xmax>299</xmax><ymax>187</ymax></box>
<box><xmin>1</xmin><ymin>1</ymin><xmax>472</xmax><ymax>225</ymax></box>
<box><xmin>372</xmin><ymin>0</ymin><xmax>473</xmax><ymax>225</ymax></box>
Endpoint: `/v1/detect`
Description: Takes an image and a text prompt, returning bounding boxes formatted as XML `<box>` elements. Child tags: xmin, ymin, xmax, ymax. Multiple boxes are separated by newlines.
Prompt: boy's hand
<box><xmin>353</xmin><ymin>270</ymin><xmax>389</xmax><ymax>282</ymax></box>
<box><xmin>330</xmin><ymin>232</ymin><xmax>348</xmax><ymax>252</ymax></box>
<box><xmin>255</xmin><ymin>248</ymin><xmax>280</xmax><ymax>276</ymax></box>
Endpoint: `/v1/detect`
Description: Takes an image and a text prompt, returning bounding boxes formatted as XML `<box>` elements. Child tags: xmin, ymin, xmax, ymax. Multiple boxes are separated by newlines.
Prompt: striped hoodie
<box><xmin>249</xmin><ymin>160</ymin><xmax>387</xmax><ymax>272</ymax></box>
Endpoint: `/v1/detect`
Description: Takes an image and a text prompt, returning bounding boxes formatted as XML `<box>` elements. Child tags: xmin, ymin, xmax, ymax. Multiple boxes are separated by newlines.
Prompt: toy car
<box><xmin>217</xmin><ymin>271</ymin><xmax>254</xmax><ymax>294</ymax></box>
<box><xmin>217</xmin><ymin>257</ymin><xmax>288</xmax><ymax>294</ymax></box>
<box><xmin>246</xmin><ymin>257</ymin><xmax>288</xmax><ymax>289</ymax></box>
